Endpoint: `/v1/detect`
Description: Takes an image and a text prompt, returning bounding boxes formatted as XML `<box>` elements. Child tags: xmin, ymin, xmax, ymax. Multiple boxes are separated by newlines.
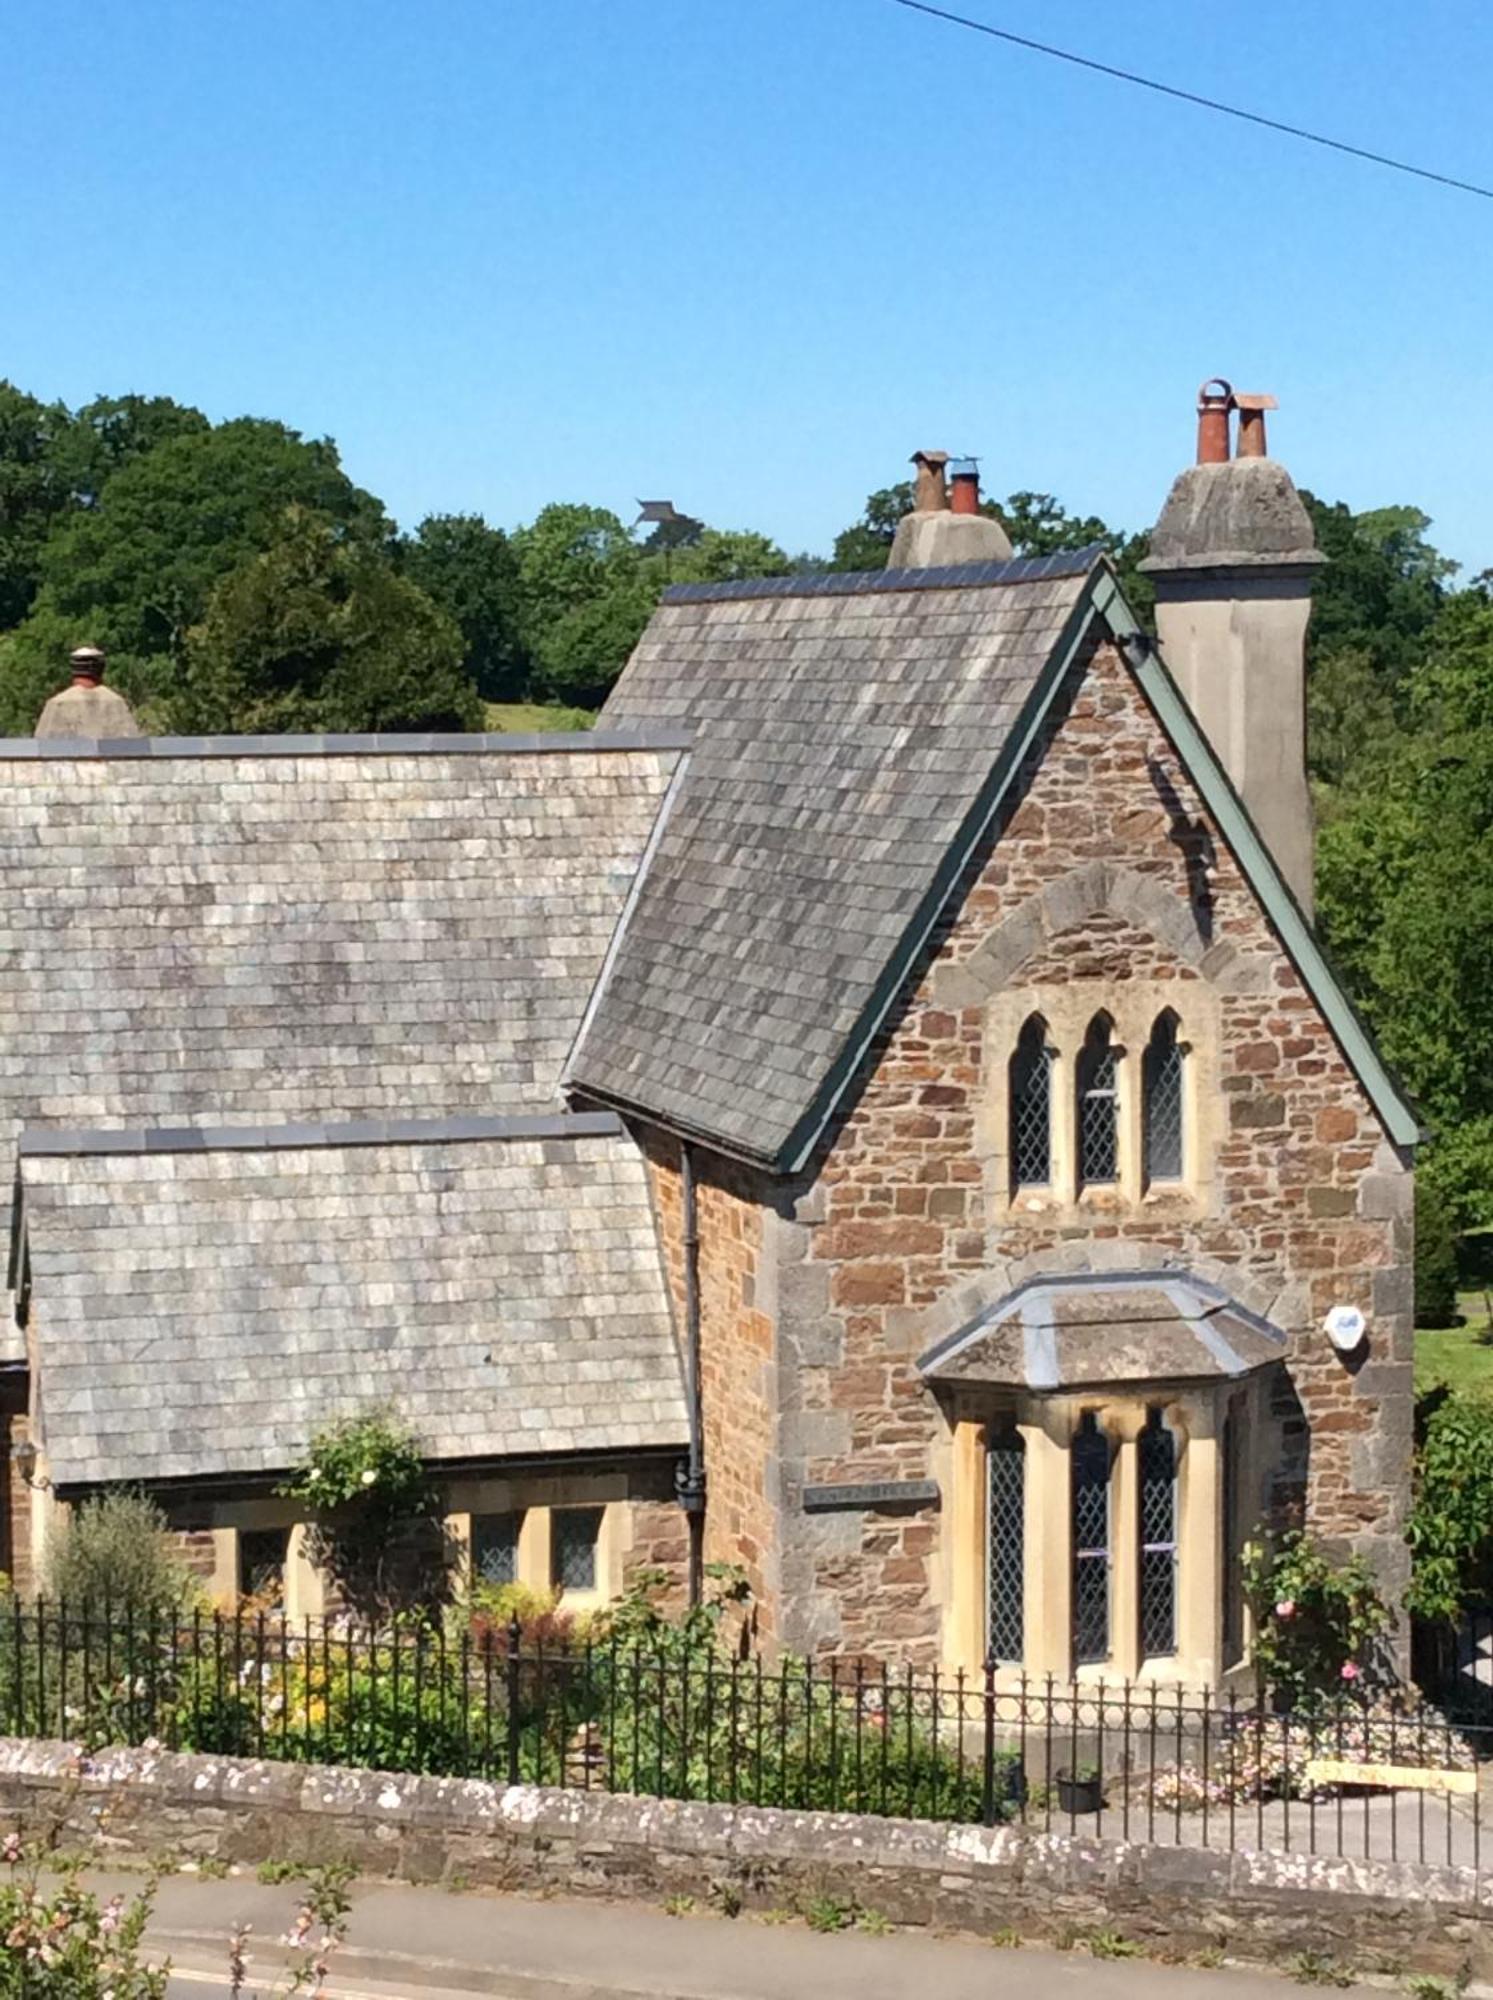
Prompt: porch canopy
<box><xmin>917</xmin><ymin>1270</ymin><xmax>1286</xmax><ymax>1393</ymax></box>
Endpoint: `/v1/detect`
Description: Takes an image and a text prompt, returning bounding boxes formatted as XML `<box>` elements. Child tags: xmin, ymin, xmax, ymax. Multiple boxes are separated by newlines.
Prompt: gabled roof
<box><xmin>568</xmin><ymin>552</ymin><xmax>1102</xmax><ymax>1165</ymax></box>
<box><xmin>569</xmin><ymin>557</ymin><xmax>1419</xmax><ymax>1167</ymax></box>
<box><xmin>0</xmin><ymin>729</ymin><xmax>684</xmax><ymax>1276</ymax></box>
<box><xmin>18</xmin><ymin>1111</ymin><xmax>686</xmax><ymax>1490</ymax></box>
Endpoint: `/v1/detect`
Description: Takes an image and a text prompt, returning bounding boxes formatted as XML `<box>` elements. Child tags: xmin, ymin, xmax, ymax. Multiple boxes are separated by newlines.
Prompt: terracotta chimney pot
<box><xmin>1234</xmin><ymin>394</ymin><xmax>1278</xmax><ymax>459</ymax></box>
<box><xmin>949</xmin><ymin>458</ymin><xmax>981</xmax><ymax>515</ymax></box>
<box><xmin>1196</xmin><ymin>379</ymin><xmax>1235</xmax><ymax>465</ymax></box>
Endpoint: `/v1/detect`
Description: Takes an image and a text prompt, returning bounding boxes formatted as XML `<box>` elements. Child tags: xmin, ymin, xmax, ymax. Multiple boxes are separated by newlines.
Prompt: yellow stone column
<box><xmin>1108</xmin><ymin>1405</ymin><xmax>1148</xmax><ymax>1681</ymax></box>
<box><xmin>285</xmin><ymin>1524</ymin><xmax>325</xmax><ymax>1619</ymax></box>
<box><xmin>948</xmin><ymin>1418</ymin><xmax>987</xmax><ymax>1677</ymax></box>
<box><xmin>1023</xmin><ymin>1400</ymin><xmax>1074</xmax><ymax>1683</ymax></box>
<box><xmin>1177</xmin><ymin>1398</ymin><xmax>1222</xmax><ymax>1685</ymax></box>
<box><xmin>519</xmin><ymin>1506</ymin><xmax>553</xmax><ymax>1595</ymax></box>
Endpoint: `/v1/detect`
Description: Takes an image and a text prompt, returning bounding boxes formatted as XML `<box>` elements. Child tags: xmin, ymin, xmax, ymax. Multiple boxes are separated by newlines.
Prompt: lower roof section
<box><xmin>19</xmin><ymin>1114</ymin><xmax>686</xmax><ymax>1490</ymax></box>
<box><xmin>917</xmin><ymin>1271</ymin><xmax>1287</xmax><ymax>1392</ymax></box>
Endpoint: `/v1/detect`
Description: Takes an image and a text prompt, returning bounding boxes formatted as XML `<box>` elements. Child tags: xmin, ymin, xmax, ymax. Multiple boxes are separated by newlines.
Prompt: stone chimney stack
<box><xmin>1140</xmin><ymin>381</ymin><xmax>1322</xmax><ymax>913</ymax></box>
<box><xmin>888</xmin><ymin>450</ymin><xmax>1013</xmax><ymax>568</ymax></box>
<box><xmin>34</xmin><ymin>646</ymin><xmax>142</xmax><ymax>740</ymax></box>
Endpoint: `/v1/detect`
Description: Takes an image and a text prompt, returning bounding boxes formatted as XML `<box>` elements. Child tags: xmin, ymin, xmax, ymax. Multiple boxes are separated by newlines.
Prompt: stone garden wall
<box><xmin>0</xmin><ymin>1737</ymin><xmax>1486</xmax><ymax>1981</ymax></box>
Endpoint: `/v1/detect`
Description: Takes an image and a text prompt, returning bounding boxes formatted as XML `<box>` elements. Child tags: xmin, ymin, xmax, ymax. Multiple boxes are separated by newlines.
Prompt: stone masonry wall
<box><xmin>768</xmin><ymin>637</ymin><xmax>1412</xmax><ymax>1659</ymax></box>
<box><xmin>639</xmin><ymin>1128</ymin><xmax>780</xmax><ymax>1640</ymax></box>
<box><xmin>0</xmin><ymin>1739</ymin><xmax>1486</xmax><ymax>1981</ymax></box>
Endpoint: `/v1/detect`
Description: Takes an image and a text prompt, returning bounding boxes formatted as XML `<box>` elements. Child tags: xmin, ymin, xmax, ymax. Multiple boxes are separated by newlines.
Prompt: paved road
<box><xmin>76</xmin><ymin>1867</ymin><xmax>1383</xmax><ymax>2000</ymax></box>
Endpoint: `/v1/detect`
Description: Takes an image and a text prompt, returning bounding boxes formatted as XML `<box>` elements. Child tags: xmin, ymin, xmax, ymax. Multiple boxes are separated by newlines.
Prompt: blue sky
<box><xmin>5</xmin><ymin>1</ymin><xmax>1489</xmax><ymax>569</ymax></box>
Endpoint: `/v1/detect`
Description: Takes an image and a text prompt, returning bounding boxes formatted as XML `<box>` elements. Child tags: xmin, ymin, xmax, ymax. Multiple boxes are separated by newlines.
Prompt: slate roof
<box><xmin>0</xmin><ymin>732</ymin><xmax>684</xmax><ymax>1299</ymax></box>
<box><xmin>568</xmin><ymin>554</ymin><xmax>1102</xmax><ymax>1166</ymax></box>
<box><xmin>18</xmin><ymin>1112</ymin><xmax>686</xmax><ymax>1489</ymax></box>
<box><xmin>917</xmin><ymin>1272</ymin><xmax>1287</xmax><ymax>1392</ymax></box>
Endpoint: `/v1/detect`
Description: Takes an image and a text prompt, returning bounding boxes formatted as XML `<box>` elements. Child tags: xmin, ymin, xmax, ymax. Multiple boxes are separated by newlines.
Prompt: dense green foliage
<box><xmin>1408</xmin><ymin>1388</ymin><xmax>1493</xmax><ymax>1624</ymax></box>
<box><xmin>41</xmin><ymin>1489</ymin><xmax>200</xmax><ymax>1620</ymax></box>
<box><xmin>280</xmin><ymin>1409</ymin><xmax>453</xmax><ymax>1619</ymax></box>
<box><xmin>172</xmin><ymin>509</ymin><xmax>482</xmax><ymax>733</ymax></box>
<box><xmin>400</xmin><ymin>510</ymin><xmax>526</xmax><ymax>700</ymax></box>
<box><xmin>0</xmin><ymin>1572</ymin><xmax>1020</xmax><ymax>1823</ymax></box>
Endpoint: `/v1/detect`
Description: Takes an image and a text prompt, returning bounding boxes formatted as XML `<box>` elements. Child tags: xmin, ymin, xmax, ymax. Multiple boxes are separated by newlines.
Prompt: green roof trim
<box><xmin>1089</xmin><ymin>566</ymin><xmax>1422</xmax><ymax>1153</ymax></box>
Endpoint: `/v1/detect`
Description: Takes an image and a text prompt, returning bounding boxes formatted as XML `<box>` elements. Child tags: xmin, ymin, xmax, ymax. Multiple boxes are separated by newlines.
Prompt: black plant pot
<box><xmin>1056</xmin><ymin>1769</ymin><xmax>1103</xmax><ymax>1815</ymax></box>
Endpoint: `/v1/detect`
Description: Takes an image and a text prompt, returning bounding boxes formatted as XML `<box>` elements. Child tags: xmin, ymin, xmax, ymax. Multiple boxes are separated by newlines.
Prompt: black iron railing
<box><xmin>0</xmin><ymin>1601</ymin><xmax>1485</xmax><ymax>1863</ymax></box>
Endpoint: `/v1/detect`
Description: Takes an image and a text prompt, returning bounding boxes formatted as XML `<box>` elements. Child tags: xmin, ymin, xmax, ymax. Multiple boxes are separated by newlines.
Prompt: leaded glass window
<box><xmin>1071</xmin><ymin>1412</ymin><xmax>1111</xmax><ymax>1665</ymax></box>
<box><xmin>552</xmin><ymin>1507</ymin><xmax>603</xmax><ymax>1592</ymax></box>
<box><xmin>472</xmin><ymin>1511</ymin><xmax>520</xmax><ymax>1587</ymax></box>
<box><xmin>238</xmin><ymin>1527</ymin><xmax>289</xmax><ymax>1605</ymax></box>
<box><xmin>1139</xmin><ymin>1409</ymin><xmax>1178</xmax><ymax>1658</ymax></box>
<box><xmin>1009</xmin><ymin>1015</ymin><xmax>1053</xmax><ymax>1190</ymax></box>
<box><xmin>986</xmin><ymin>1420</ymin><xmax>1025</xmax><ymax>1664</ymax></box>
<box><xmin>1143</xmin><ymin>1011</ymin><xmax>1185</xmax><ymax>1184</ymax></box>
<box><xmin>1222</xmin><ymin>1405</ymin><xmax>1244</xmax><ymax>1668</ymax></box>
<box><xmin>1077</xmin><ymin>1015</ymin><xmax>1119</xmax><ymax>1187</ymax></box>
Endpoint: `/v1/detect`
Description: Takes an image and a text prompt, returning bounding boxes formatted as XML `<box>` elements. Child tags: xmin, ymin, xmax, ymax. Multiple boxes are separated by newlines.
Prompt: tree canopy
<box><xmin>400</xmin><ymin>512</ymin><xmax>526</xmax><ymax>702</ymax></box>
<box><xmin>172</xmin><ymin>508</ymin><xmax>482</xmax><ymax>735</ymax></box>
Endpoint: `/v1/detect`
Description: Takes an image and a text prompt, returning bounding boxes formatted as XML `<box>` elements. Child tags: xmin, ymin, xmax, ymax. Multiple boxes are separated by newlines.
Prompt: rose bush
<box><xmin>1242</xmin><ymin>1531</ymin><xmax>1392</xmax><ymax>1706</ymax></box>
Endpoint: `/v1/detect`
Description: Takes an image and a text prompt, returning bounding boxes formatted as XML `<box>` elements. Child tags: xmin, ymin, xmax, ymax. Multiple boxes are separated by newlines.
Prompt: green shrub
<box><xmin>0</xmin><ymin>1841</ymin><xmax>167</xmax><ymax>1996</ymax></box>
<box><xmin>1416</xmin><ymin>1180</ymin><xmax>1462</xmax><ymax>1328</ymax></box>
<box><xmin>1242</xmin><ymin>1530</ymin><xmax>1392</xmax><ymax>1704</ymax></box>
<box><xmin>279</xmin><ymin>1409</ymin><xmax>453</xmax><ymax>1620</ymax></box>
<box><xmin>1409</xmin><ymin>1388</ymin><xmax>1493</xmax><ymax>1621</ymax></box>
<box><xmin>42</xmin><ymin>1489</ymin><xmax>199</xmax><ymax>1619</ymax></box>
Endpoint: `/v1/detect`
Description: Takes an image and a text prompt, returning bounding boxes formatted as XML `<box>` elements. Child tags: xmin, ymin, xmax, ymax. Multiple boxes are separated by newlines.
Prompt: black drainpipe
<box><xmin>676</xmin><ymin>1141</ymin><xmax>707</xmax><ymax>1606</ymax></box>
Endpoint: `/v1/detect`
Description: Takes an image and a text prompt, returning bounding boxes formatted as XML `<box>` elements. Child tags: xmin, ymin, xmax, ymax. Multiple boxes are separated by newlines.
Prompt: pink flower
<box><xmin>1340</xmin><ymin>1660</ymin><xmax>1361</xmax><ymax>1682</ymax></box>
<box><xmin>1274</xmin><ymin>1599</ymin><xmax>1296</xmax><ymax>1620</ymax></box>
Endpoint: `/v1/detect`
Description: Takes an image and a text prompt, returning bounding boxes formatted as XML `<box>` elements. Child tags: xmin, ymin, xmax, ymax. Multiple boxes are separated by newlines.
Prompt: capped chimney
<box><xmin>1140</xmin><ymin>381</ymin><xmax>1322</xmax><ymax>913</ymax></box>
<box><xmin>34</xmin><ymin>645</ymin><xmax>142</xmax><ymax>740</ymax></box>
<box><xmin>888</xmin><ymin>448</ymin><xmax>1013</xmax><ymax>568</ymax></box>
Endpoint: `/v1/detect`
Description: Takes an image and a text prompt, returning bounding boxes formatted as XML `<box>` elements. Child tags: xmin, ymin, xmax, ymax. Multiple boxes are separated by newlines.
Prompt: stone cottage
<box><xmin>2</xmin><ymin>385</ymin><xmax>1416</xmax><ymax>1685</ymax></box>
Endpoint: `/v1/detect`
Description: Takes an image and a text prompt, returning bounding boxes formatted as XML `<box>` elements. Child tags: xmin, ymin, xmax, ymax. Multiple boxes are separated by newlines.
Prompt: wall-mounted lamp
<box><xmin>10</xmin><ymin>1437</ymin><xmax>49</xmax><ymax>1491</ymax></box>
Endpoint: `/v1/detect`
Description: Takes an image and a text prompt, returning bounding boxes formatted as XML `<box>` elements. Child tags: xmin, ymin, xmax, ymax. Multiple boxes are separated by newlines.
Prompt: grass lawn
<box><xmin>1416</xmin><ymin>1292</ymin><xmax>1493</xmax><ymax>1394</ymax></box>
<box><xmin>484</xmin><ymin>700</ymin><xmax>596</xmax><ymax>734</ymax></box>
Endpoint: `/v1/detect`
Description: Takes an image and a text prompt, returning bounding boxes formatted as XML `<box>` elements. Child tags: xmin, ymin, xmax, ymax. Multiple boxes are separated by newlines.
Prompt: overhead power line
<box><xmin>891</xmin><ymin>0</ymin><xmax>1493</xmax><ymax>202</ymax></box>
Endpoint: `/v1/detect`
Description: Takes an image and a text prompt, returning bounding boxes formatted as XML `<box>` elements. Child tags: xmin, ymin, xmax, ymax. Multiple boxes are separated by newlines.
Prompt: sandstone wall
<box><xmin>639</xmin><ymin>1129</ymin><xmax>780</xmax><ymax>1638</ymax></box>
<box><xmin>766</xmin><ymin>638</ymin><xmax>1412</xmax><ymax>1658</ymax></box>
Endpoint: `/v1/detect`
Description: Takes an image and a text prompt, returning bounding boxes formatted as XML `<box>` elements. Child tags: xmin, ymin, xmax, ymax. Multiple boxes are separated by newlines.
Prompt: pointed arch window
<box><xmin>1076</xmin><ymin>1014</ymin><xmax>1119</xmax><ymax>1187</ymax></box>
<box><xmin>1071</xmin><ymin>1412</ymin><xmax>1112</xmax><ymax>1665</ymax></box>
<box><xmin>1009</xmin><ymin>1014</ymin><xmax>1053</xmax><ymax>1190</ymax></box>
<box><xmin>1143</xmin><ymin>1010</ymin><xmax>1185</xmax><ymax>1185</ymax></box>
<box><xmin>1138</xmin><ymin>1408</ymin><xmax>1178</xmax><ymax>1658</ymax></box>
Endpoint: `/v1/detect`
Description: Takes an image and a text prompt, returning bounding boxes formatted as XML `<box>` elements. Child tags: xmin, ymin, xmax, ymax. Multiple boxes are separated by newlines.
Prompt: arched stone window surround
<box><xmin>955</xmin><ymin>867</ymin><xmax>1234</xmax><ymax>1216</ymax></box>
<box><xmin>979</xmin><ymin>982</ymin><xmax>1215</xmax><ymax>1215</ymax></box>
<box><xmin>931</xmin><ymin>862</ymin><xmax>1273</xmax><ymax>1014</ymax></box>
